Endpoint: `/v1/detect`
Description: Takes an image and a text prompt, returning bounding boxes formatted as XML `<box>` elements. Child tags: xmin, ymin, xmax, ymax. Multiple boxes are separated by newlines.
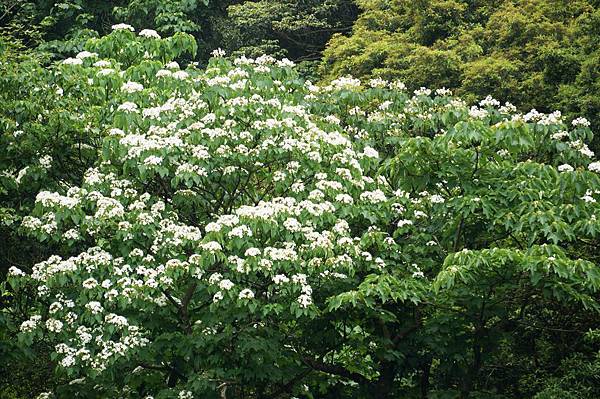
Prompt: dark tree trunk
<box><xmin>420</xmin><ymin>357</ymin><xmax>432</xmax><ymax>399</ymax></box>
<box><xmin>367</xmin><ymin>362</ymin><xmax>396</xmax><ymax>398</ymax></box>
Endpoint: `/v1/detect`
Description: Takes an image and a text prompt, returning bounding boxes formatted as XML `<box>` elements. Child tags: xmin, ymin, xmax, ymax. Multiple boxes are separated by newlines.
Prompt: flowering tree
<box><xmin>3</xmin><ymin>26</ymin><xmax>600</xmax><ymax>398</ymax></box>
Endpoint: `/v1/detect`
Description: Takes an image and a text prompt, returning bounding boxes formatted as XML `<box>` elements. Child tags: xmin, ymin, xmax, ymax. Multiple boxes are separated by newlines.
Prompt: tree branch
<box><xmin>301</xmin><ymin>356</ymin><xmax>369</xmax><ymax>385</ymax></box>
<box><xmin>271</xmin><ymin>368</ymin><xmax>313</xmax><ymax>398</ymax></box>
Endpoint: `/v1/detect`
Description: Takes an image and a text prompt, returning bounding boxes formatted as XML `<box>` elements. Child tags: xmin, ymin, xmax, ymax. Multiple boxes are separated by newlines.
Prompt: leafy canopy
<box><xmin>3</xmin><ymin>26</ymin><xmax>600</xmax><ymax>399</ymax></box>
<box><xmin>322</xmin><ymin>0</ymin><xmax>600</xmax><ymax>135</ymax></box>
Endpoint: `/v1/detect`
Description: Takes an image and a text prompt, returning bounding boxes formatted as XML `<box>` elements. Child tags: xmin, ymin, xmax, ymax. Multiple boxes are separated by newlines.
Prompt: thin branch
<box><xmin>301</xmin><ymin>356</ymin><xmax>369</xmax><ymax>385</ymax></box>
<box><xmin>271</xmin><ymin>369</ymin><xmax>313</xmax><ymax>398</ymax></box>
<box><xmin>393</xmin><ymin>323</ymin><xmax>420</xmax><ymax>346</ymax></box>
<box><xmin>453</xmin><ymin>216</ymin><xmax>464</xmax><ymax>252</ymax></box>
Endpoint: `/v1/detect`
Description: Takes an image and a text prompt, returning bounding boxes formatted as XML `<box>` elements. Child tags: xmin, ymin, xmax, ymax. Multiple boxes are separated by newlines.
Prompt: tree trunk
<box><xmin>420</xmin><ymin>357</ymin><xmax>432</xmax><ymax>399</ymax></box>
<box><xmin>367</xmin><ymin>362</ymin><xmax>396</xmax><ymax>398</ymax></box>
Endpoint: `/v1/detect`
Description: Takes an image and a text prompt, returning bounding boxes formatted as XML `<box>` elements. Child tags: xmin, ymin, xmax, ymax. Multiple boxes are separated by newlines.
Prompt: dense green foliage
<box><xmin>2</xmin><ymin>1</ymin><xmax>600</xmax><ymax>399</ymax></box>
<box><xmin>1</xmin><ymin>28</ymin><xmax>600</xmax><ymax>398</ymax></box>
<box><xmin>0</xmin><ymin>0</ymin><xmax>357</xmax><ymax>67</ymax></box>
<box><xmin>322</xmin><ymin>0</ymin><xmax>600</xmax><ymax>133</ymax></box>
<box><xmin>222</xmin><ymin>1</ymin><xmax>357</xmax><ymax>61</ymax></box>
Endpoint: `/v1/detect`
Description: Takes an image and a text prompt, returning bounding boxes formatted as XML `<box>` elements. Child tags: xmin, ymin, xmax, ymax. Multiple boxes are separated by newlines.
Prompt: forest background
<box><xmin>1</xmin><ymin>1</ymin><xmax>600</xmax><ymax>398</ymax></box>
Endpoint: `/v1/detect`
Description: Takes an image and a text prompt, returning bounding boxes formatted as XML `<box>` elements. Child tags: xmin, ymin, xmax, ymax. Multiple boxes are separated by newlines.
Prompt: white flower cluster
<box><xmin>121</xmin><ymin>81</ymin><xmax>144</xmax><ymax>93</ymax></box>
<box><xmin>327</xmin><ymin>76</ymin><xmax>361</xmax><ymax>91</ymax></box>
<box><xmin>139</xmin><ymin>29</ymin><xmax>160</xmax><ymax>39</ymax></box>
<box><xmin>112</xmin><ymin>23</ymin><xmax>134</xmax><ymax>31</ymax></box>
<box><xmin>62</xmin><ymin>58</ymin><xmax>83</xmax><ymax>66</ymax></box>
<box><xmin>211</xmin><ymin>48</ymin><xmax>226</xmax><ymax>57</ymax></box>
<box><xmin>572</xmin><ymin>117</ymin><xmax>591</xmax><ymax>127</ymax></box>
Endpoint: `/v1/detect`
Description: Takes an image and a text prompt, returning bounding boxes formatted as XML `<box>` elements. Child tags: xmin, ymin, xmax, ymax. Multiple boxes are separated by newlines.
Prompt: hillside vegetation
<box><xmin>1</xmin><ymin>2</ymin><xmax>600</xmax><ymax>398</ymax></box>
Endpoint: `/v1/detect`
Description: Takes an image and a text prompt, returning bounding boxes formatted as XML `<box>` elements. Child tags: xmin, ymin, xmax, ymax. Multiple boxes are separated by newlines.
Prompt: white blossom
<box><xmin>238</xmin><ymin>288</ymin><xmax>255</xmax><ymax>300</ymax></box>
<box><xmin>211</xmin><ymin>48</ymin><xmax>226</xmax><ymax>57</ymax></box>
<box><xmin>112</xmin><ymin>23</ymin><xmax>135</xmax><ymax>31</ymax></box>
<box><xmin>117</xmin><ymin>102</ymin><xmax>139</xmax><ymax>113</ymax></box>
<box><xmin>62</xmin><ymin>58</ymin><xmax>83</xmax><ymax>66</ymax></box>
<box><xmin>572</xmin><ymin>117</ymin><xmax>591</xmax><ymax>127</ymax></box>
<box><xmin>85</xmin><ymin>301</ymin><xmax>104</xmax><ymax>314</ymax></box>
<box><xmin>8</xmin><ymin>266</ymin><xmax>25</xmax><ymax>277</ymax></box>
<box><xmin>298</xmin><ymin>294</ymin><xmax>312</xmax><ymax>308</ymax></box>
<box><xmin>139</xmin><ymin>29</ymin><xmax>161</xmax><ymax>39</ymax></box>
<box><xmin>219</xmin><ymin>279</ymin><xmax>235</xmax><ymax>290</ymax></box>
<box><xmin>46</xmin><ymin>318</ymin><xmax>63</xmax><ymax>333</ymax></box>
<box><xmin>557</xmin><ymin>164</ymin><xmax>574</xmax><ymax>173</ymax></box>
<box><xmin>588</xmin><ymin>161</ymin><xmax>600</xmax><ymax>173</ymax></box>
<box><xmin>121</xmin><ymin>81</ymin><xmax>144</xmax><ymax>93</ymax></box>
<box><xmin>76</xmin><ymin>51</ymin><xmax>97</xmax><ymax>59</ymax></box>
